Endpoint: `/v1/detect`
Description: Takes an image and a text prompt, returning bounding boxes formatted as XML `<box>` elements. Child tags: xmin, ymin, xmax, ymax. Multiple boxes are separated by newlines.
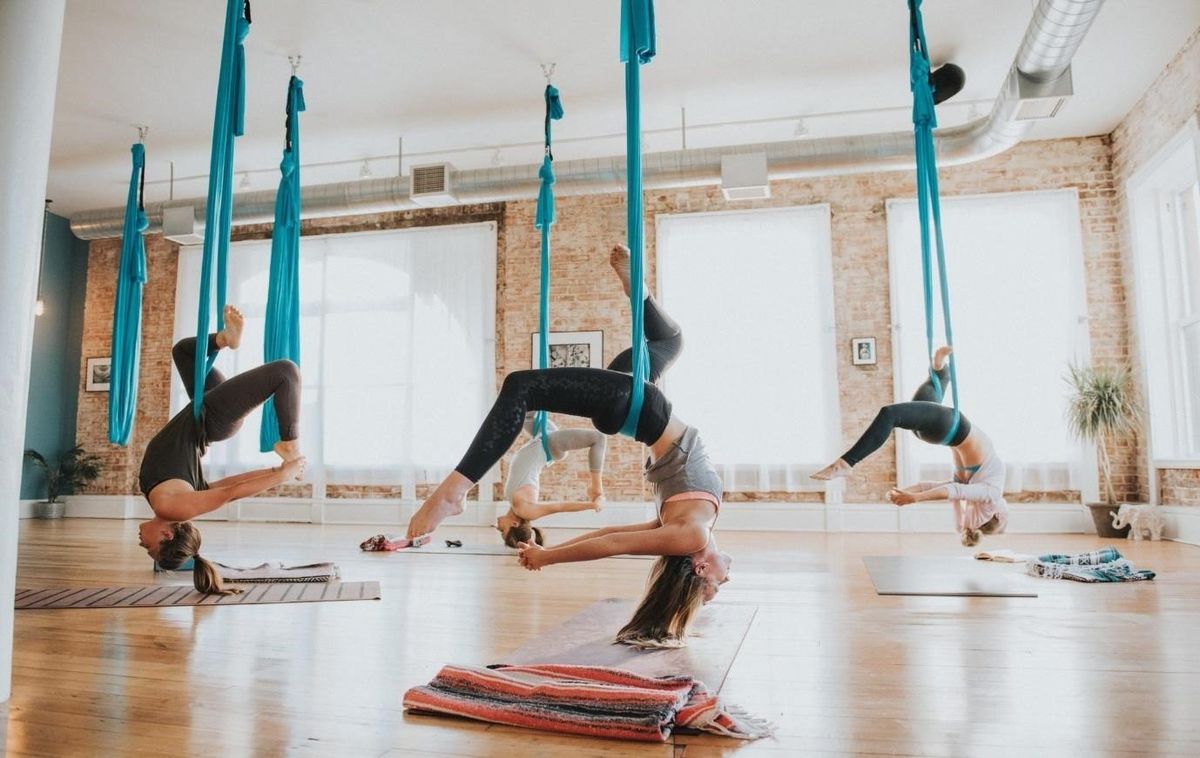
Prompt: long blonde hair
<box><xmin>156</xmin><ymin>521</ymin><xmax>242</xmax><ymax>596</ymax></box>
<box><xmin>615</xmin><ymin>556</ymin><xmax>707</xmax><ymax>649</ymax></box>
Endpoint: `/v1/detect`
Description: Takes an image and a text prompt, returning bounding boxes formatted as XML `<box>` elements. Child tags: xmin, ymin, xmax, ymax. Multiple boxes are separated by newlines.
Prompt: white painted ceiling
<box><xmin>47</xmin><ymin>0</ymin><xmax>1200</xmax><ymax>216</ymax></box>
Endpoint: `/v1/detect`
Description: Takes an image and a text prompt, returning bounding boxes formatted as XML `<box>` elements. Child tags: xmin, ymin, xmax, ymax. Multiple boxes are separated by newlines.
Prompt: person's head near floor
<box><xmin>960</xmin><ymin>512</ymin><xmax>1006</xmax><ymax>547</ymax></box>
<box><xmin>615</xmin><ymin>538</ymin><xmax>732</xmax><ymax>649</ymax></box>
<box><xmin>495</xmin><ymin>508</ymin><xmax>544</xmax><ymax>549</ymax></box>
<box><xmin>140</xmin><ymin>519</ymin><xmax>242</xmax><ymax>596</ymax></box>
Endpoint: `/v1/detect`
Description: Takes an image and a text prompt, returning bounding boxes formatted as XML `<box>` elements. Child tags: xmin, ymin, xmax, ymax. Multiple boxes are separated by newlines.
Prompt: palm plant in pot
<box><xmin>23</xmin><ymin>445</ymin><xmax>103</xmax><ymax>519</ymax></box>
<box><xmin>1065</xmin><ymin>363</ymin><xmax>1144</xmax><ymax>538</ymax></box>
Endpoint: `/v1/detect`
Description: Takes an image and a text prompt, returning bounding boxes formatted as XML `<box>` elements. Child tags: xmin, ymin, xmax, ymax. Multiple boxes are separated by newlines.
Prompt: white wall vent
<box><xmin>720</xmin><ymin>153</ymin><xmax>770</xmax><ymax>201</ymax></box>
<box><xmin>162</xmin><ymin>205</ymin><xmax>204</xmax><ymax>245</ymax></box>
<box><xmin>410</xmin><ymin>163</ymin><xmax>457</xmax><ymax>206</ymax></box>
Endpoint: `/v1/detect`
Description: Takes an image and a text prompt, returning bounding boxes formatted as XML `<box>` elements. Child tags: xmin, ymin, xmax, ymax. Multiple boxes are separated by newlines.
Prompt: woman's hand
<box><xmin>517</xmin><ymin>541</ymin><xmax>547</xmax><ymax>571</ymax></box>
<box><xmin>888</xmin><ymin>488</ymin><xmax>916</xmax><ymax>506</ymax></box>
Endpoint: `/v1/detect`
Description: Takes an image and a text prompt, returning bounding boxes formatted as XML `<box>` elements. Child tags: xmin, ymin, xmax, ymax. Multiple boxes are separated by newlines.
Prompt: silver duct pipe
<box><xmin>71</xmin><ymin>0</ymin><xmax>1104</xmax><ymax>240</ymax></box>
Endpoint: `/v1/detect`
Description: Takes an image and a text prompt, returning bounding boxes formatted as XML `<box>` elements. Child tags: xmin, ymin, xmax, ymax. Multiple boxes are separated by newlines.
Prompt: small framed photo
<box><xmin>531</xmin><ymin>330</ymin><xmax>604</xmax><ymax>369</ymax></box>
<box><xmin>851</xmin><ymin>337</ymin><xmax>877</xmax><ymax>366</ymax></box>
<box><xmin>85</xmin><ymin>357</ymin><xmax>112</xmax><ymax>392</ymax></box>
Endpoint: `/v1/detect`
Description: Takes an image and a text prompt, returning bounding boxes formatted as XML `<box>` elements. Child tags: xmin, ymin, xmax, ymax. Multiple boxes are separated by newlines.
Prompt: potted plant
<box><xmin>23</xmin><ymin>445</ymin><xmax>103</xmax><ymax>519</ymax></box>
<box><xmin>1065</xmin><ymin>363</ymin><xmax>1144</xmax><ymax>538</ymax></box>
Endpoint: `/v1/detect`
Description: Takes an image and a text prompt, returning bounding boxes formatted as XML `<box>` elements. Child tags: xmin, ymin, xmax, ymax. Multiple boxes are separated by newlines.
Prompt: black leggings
<box><xmin>606</xmin><ymin>295</ymin><xmax>684</xmax><ymax>383</ymax></box>
<box><xmin>173</xmin><ymin>335</ymin><xmax>301</xmax><ymax>442</ymax></box>
<box><xmin>840</xmin><ymin>367</ymin><xmax>971</xmax><ymax>466</ymax></box>
<box><xmin>455</xmin><ymin>368</ymin><xmax>671</xmax><ymax>482</ymax></box>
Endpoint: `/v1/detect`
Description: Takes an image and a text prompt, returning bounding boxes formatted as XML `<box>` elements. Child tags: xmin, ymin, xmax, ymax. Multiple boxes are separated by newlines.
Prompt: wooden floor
<box><xmin>4</xmin><ymin>520</ymin><xmax>1199</xmax><ymax>757</ymax></box>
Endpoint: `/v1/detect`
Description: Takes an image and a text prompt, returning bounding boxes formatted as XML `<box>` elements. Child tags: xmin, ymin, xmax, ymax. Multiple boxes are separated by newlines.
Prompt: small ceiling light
<box><xmin>359</xmin><ymin>159</ymin><xmax>374</xmax><ymax>179</ymax></box>
<box><xmin>238</xmin><ymin>172</ymin><xmax>252</xmax><ymax>190</ymax></box>
<box><xmin>794</xmin><ymin>118</ymin><xmax>810</xmax><ymax>138</ymax></box>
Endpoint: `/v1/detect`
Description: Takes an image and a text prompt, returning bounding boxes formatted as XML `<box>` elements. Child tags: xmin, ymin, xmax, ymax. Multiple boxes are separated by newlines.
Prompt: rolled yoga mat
<box><xmin>863</xmin><ymin>556</ymin><xmax>1038</xmax><ymax>597</ymax></box>
<box><xmin>15</xmin><ymin>581</ymin><xmax>381</xmax><ymax>610</ymax></box>
<box><xmin>506</xmin><ymin>598</ymin><xmax>757</xmax><ymax>693</ymax></box>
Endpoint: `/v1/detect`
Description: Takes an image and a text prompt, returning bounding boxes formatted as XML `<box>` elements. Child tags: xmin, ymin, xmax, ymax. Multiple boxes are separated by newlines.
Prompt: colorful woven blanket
<box><xmin>403</xmin><ymin>663</ymin><xmax>772</xmax><ymax>742</ymax></box>
<box><xmin>1026</xmin><ymin>548</ymin><xmax>1155</xmax><ymax>583</ymax></box>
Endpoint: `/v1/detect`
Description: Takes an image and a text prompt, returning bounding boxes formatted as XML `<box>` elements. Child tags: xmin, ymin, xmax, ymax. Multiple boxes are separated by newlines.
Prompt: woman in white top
<box><xmin>495</xmin><ymin>416</ymin><xmax>607</xmax><ymax>548</ymax></box>
<box><xmin>813</xmin><ymin>346</ymin><xmax>1008</xmax><ymax>545</ymax></box>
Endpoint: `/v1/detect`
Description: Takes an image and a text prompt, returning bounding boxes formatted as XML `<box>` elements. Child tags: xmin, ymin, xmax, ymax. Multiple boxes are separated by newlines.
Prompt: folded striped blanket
<box><xmin>1026</xmin><ymin>548</ymin><xmax>1155</xmax><ymax>583</ymax></box>
<box><xmin>403</xmin><ymin>663</ymin><xmax>772</xmax><ymax>742</ymax></box>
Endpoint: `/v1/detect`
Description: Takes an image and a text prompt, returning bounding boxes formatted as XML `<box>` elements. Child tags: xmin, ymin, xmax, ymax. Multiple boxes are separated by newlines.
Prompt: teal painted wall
<box><xmin>21</xmin><ymin>212</ymin><xmax>88</xmax><ymax>500</ymax></box>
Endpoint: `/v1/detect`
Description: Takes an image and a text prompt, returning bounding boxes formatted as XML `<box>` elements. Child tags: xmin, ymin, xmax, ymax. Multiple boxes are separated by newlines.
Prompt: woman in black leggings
<box><xmin>136</xmin><ymin>305</ymin><xmax>305</xmax><ymax>593</ymax></box>
<box><xmin>813</xmin><ymin>346</ymin><xmax>1009</xmax><ymax>546</ymax></box>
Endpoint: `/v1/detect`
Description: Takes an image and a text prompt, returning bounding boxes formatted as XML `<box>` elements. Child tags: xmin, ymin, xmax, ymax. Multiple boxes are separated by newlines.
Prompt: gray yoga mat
<box><xmin>15</xmin><ymin>581</ymin><xmax>381</xmax><ymax>610</ymax></box>
<box><xmin>863</xmin><ymin>556</ymin><xmax>1038</xmax><ymax>597</ymax></box>
<box><xmin>506</xmin><ymin>598</ymin><xmax>757</xmax><ymax>692</ymax></box>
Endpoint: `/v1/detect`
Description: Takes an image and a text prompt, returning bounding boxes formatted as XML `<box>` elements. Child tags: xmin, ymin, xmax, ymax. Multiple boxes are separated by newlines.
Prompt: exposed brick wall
<box><xmin>77</xmin><ymin>138</ymin><xmax>1137</xmax><ymax>505</ymax></box>
<box><xmin>1111</xmin><ymin>28</ymin><xmax>1200</xmax><ymax>505</ymax></box>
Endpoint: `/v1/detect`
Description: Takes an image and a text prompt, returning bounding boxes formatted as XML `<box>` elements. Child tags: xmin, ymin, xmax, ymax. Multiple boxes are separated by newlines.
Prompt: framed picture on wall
<box><xmin>530</xmin><ymin>331</ymin><xmax>604</xmax><ymax>369</ymax></box>
<box><xmin>85</xmin><ymin>357</ymin><xmax>112</xmax><ymax>392</ymax></box>
<box><xmin>851</xmin><ymin>337</ymin><xmax>877</xmax><ymax>366</ymax></box>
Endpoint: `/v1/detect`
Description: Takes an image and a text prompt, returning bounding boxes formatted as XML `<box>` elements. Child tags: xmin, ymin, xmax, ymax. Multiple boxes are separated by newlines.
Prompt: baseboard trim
<box><xmin>1161</xmin><ymin>506</ymin><xmax>1200</xmax><ymax>546</ymax></box>
<box><xmin>18</xmin><ymin>500</ymin><xmax>37</xmax><ymax>519</ymax></box>
<box><xmin>49</xmin><ymin>496</ymin><xmax>1105</xmax><ymax>534</ymax></box>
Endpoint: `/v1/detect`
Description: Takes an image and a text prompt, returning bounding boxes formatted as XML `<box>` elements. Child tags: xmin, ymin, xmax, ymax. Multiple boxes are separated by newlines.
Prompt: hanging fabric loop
<box><xmin>192</xmin><ymin>0</ymin><xmax>251</xmax><ymax>420</ymax></box>
<box><xmin>908</xmin><ymin>0</ymin><xmax>960</xmax><ymax>444</ymax></box>
<box><xmin>260</xmin><ymin>74</ymin><xmax>305</xmax><ymax>451</ymax></box>
<box><xmin>618</xmin><ymin>0</ymin><xmax>656</xmax><ymax>438</ymax></box>
<box><xmin>109</xmin><ymin>142</ymin><xmax>149</xmax><ymax>445</ymax></box>
<box><xmin>532</xmin><ymin>81</ymin><xmax>565</xmax><ymax>461</ymax></box>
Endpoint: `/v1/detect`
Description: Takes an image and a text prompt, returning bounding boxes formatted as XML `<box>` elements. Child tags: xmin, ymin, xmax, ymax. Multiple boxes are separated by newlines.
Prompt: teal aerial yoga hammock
<box><xmin>259</xmin><ymin>74</ymin><xmax>305</xmax><ymax>451</ymax></box>
<box><xmin>532</xmin><ymin>81</ymin><xmax>565</xmax><ymax>461</ymax></box>
<box><xmin>618</xmin><ymin>0</ymin><xmax>655</xmax><ymax>438</ymax></box>
<box><xmin>908</xmin><ymin>0</ymin><xmax>960</xmax><ymax>445</ymax></box>
<box><xmin>192</xmin><ymin>0</ymin><xmax>251</xmax><ymax>420</ymax></box>
<box><xmin>109</xmin><ymin>142</ymin><xmax>148</xmax><ymax>445</ymax></box>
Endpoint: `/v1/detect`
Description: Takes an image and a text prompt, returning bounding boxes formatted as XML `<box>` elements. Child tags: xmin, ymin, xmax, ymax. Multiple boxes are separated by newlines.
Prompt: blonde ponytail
<box><xmin>193</xmin><ymin>554</ymin><xmax>242</xmax><ymax>596</ymax></box>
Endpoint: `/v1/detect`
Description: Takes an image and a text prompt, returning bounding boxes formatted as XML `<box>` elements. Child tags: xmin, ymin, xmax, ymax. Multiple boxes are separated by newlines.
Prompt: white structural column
<box><xmin>0</xmin><ymin>0</ymin><xmax>66</xmax><ymax>703</ymax></box>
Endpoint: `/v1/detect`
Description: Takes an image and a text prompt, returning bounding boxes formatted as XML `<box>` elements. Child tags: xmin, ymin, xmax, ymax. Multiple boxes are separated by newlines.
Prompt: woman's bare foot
<box><xmin>609</xmin><ymin>244</ymin><xmax>637</xmax><ymax>298</ymax></box>
<box><xmin>592</xmin><ymin>496</ymin><xmax>605</xmax><ymax>512</ymax></box>
<box><xmin>274</xmin><ymin>439</ymin><xmax>302</xmax><ymax>462</ymax></box>
<box><xmin>811</xmin><ymin>459</ymin><xmax>852</xmax><ymax>481</ymax></box>
<box><xmin>216</xmin><ymin>305</ymin><xmax>245</xmax><ymax>350</ymax></box>
<box><xmin>932</xmin><ymin>345</ymin><xmax>953</xmax><ymax>371</ymax></box>
<box><xmin>406</xmin><ymin>472</ymin><xmax>473</xmax><ymax>539</ymax></box>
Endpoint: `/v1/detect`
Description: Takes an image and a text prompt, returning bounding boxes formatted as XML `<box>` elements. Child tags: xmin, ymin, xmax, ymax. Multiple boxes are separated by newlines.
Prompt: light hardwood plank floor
<box><xmin>4</xmin><ymin>519</ymin><xmax>1198</xmax><ymax>757</ymax></box>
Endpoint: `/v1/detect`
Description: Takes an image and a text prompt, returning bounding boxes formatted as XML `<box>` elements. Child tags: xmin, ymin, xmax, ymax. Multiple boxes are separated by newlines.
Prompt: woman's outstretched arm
<box><xmin>151</xmin><ymin>459</ymin><xmax>305</xmax><ymax>522</ymax></box>
<box><xmin>518</xmin><ymin>522</ymin><xmax>704</xmax><ymax>570</ymax></box>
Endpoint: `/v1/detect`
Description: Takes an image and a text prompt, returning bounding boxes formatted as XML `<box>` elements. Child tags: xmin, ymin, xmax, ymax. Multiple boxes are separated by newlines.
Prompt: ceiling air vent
<box><xmin>162</xmin><ymin>205</ymin><xmax>204</xmax><ymax>245</ymax></box>
<box><xmin>720</xmin><ymin>153</ymin><xmax>770</xmax><ymax>201</ymax></box>
<box><xmin>1011</xmin><ymin>66</ymin><xmax>1074</xmax><ymax>121</ymax></box>
<box><xmin>409</xmin><ymin>163</ymin><xmax>457</xmax><ymax>207</ymax></box>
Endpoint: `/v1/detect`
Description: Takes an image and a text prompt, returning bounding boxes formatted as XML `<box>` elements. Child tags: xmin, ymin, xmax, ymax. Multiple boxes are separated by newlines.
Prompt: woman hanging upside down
<box><xmin>812</xmin><ymin>346</ymin><xmax>1008</xmax><ymax>546</ymax></box>
<box><xmin>495</xmin><ymin>244</ymin><xmax>685</xmax><ymax>548</ymax></box>
<box><xmin>136</xmin><ymin>305</ymin><xmax>306</xmax><ymax>594</ymax></box>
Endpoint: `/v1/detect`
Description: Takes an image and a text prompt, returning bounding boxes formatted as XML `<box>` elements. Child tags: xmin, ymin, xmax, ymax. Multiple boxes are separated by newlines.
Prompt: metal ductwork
<box><xmin>70</xmin><ymin>0</ymin><xmax>1104</xmax><ymax>241</ymax></box>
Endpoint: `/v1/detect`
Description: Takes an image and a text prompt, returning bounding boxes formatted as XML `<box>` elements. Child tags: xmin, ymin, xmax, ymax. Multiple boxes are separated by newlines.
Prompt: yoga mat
<box><xmin>863</xmin><ymin>556</ymin><xmax>1038</xmax><ymax>597</ymax></box>
<box><xmin>159</xmin><ymin>561</ymin><xmax>341</xmax><ymax>583</ymax></box>
<box><xmin>381</xmin><ymin>543</ymin><xmax>652</xmax><ymax>560</ymax></box>
<box><xmin>15</xmin><ymin>581</ymin><xmax>380</xmax><ymax>610</ymax></box>
<box><xmin>507</xmin><ymin>598</ymin><xmax>757</xmax><ymax>692</ymax></box>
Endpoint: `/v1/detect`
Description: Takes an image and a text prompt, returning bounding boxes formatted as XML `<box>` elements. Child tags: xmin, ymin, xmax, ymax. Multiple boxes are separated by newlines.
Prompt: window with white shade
<box><xmin>657</xmin><ymin>206</ymin><xmax>839</xmax><ymax>491</ymax></box>
<box><xmin>172</xmin><ymin>223</ymin><xmax>496</xmax><ymax>495</ymax></box>
<box><xmin>1127</xmin><ymin>120</ymin><xmax>1200</xmax><ymax>465</ymax></box>
<box><xmin>887</xmin><ymin>189</ymin><xmax>1095</xmax><ymax>495</ymax></box>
